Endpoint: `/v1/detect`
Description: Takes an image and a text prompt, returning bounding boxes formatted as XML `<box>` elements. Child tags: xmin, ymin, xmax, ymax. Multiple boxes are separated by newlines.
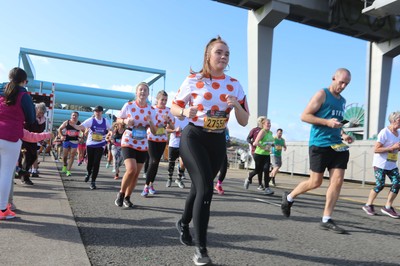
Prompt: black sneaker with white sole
<box><xmin>319</xmin><ymin>219</ymin><xmax>347</xmax><ymax>234</ymax></box>
<box><xmin>115</xmin><ymin>192</ymin><xmax>125</xmax><ymax>207</ymax></box>
<box><xmin>193</xmin><ymin>247</ymin><xmax>212</xmax><ymax>266</ymax></box>
<box><xmin>123</xmin><ymin>196</ymin><xmax>134</xmax><ymax>208</ymax></box>
<box><xmin>176</xmin><ymin>219</ymin><xmax>193</xmax><ymax>246</ymax></box>
<box><xmin>281</xmin><ymin>192</ymin><xmax>293</xmax><ymax>217</ymax></box>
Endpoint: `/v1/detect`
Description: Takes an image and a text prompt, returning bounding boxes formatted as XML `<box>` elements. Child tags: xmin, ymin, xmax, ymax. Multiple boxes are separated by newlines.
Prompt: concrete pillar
<box><xmin>365</xmin><ymin>37</ymin><xmax>400</xmax><ymax>139</ymax></box>
<box><xmin>247</xmin><ymin>1</ymin><xmax>289</xmax><ymax>128</ymax></box>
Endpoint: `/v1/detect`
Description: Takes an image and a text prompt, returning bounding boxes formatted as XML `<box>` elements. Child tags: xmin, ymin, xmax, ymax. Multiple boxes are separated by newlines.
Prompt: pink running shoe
<box><xmin>0</xmin><ymin>205</ymin><xmax>16</xmax><ymax>220</ymax></box>
<box><xmin>214</xmin><ymin>184</ymin><xmax>224</xmax><ymax>195</ymax></box>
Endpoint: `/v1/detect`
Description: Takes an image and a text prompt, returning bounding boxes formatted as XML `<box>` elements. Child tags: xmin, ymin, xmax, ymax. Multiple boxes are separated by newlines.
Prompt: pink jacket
<box><xmin>22</xmin><ymin>129</ymin><xmax>52</xmax><ymax>143</ymax></box>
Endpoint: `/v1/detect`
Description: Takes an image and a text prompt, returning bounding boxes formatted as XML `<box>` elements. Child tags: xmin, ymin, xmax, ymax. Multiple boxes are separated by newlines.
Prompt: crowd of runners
<box><xmin>2</xmin><ymin>36</ymin><xmax>400</xmax><ymax>266</ymax></box>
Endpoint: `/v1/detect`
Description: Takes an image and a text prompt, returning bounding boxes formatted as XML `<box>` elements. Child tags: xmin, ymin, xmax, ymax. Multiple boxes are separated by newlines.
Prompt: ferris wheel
<box><xmin>343</xmin><ymin>103</ymin><xmax>365</xmax><ymax>140</ymax></box>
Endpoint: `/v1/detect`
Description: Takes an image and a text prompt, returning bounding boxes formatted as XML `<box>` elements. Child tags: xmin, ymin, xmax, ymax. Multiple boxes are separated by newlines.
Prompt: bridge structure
<box><xmin>18</xmin><ymin>47</ymin><xmax>166</xmax><ymax>128</ymax></box>
<box><xmin>214</xmin><ymin>0</ymin><xmax>400</xmax><ymax>139</ymax></box>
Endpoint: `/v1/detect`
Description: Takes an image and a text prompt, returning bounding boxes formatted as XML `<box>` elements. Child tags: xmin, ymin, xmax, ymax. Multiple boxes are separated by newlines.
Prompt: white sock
<box><xmin>287</xmin><ymin>194</ymin><xmax>294</xmax><ymax>202</ymax></box>
<box><xmin>322</xmin><ymin>216</ymin><xmax>331</xmax><ymax>223</ymax></box>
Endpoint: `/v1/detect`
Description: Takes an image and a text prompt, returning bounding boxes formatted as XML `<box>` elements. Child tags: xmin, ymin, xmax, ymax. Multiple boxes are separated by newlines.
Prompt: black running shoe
<box><xmin>89</xmin><ymin>182</ymin><xmax>96</xmax><ymax>190</ymax></box>
<box><xmin>115</xmin><ymin>192</ymin><xmax>125</xmax><ymax>207</ymax></box>
<box><xmin>193</xmin><ymin>247</ymin><xmax>212</xmax><ymax>266</ymax></box>
<box><xmin>281</xmin><ymin>192</ymin><xmax>293</xmax><ymax>217</ymax></box>
<box><xmin>123</xmin><ymin>196</ymin><xmax>134</xmax><ymax>208</ymax></box>
<box><xmin>319</xmin><ymin>219</ymin><xmax>347</xmax><ymax>234</ymax></box>
<box><xmin>84</xmin><ymin>174</ymin><xmax>91</xmax><ymax>183</ymax></box>
<box><xmin>176</xmin><ymin>219</ymin><xmax>193</xmax><ymax>246</ymax></box>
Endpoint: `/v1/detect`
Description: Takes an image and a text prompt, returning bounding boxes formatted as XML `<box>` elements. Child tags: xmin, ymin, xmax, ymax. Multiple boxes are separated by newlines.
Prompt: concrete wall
<box><xmin>279</xmin><ymin>140</ymin><xmax>400</xmax><ymax>184</ymax></box>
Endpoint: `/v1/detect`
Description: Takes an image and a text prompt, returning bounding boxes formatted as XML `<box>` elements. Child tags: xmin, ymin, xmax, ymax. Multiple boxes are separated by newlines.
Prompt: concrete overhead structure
<box><xmin>215</xmin><ymin>0</ymin><xmax>400</xmax><ymax>139</ymax></box>
<box><xmin>19</xmin><ymin>47</ymin><xmax>166</xmax><ymax>127</ymax></box>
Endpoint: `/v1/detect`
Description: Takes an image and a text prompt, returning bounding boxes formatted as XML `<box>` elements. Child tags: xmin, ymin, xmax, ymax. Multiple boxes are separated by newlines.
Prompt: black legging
<box><xmin>217</xmin><ymin>154</ymin><xmax>228</xmax><ymax>183</ymax></box>
<box><xmin>180</xmin><ymin>123</ymin><xmax>226</xmax><ymax>248</ymax></box>
<box><xmin>248</xmin><ymin>153</ymin><xmax>271</xmax><ymax>187</ymax></box>
<box><xmin>145</xmin><ymin>141</ymin><xmax>166</xmax><ymax>185</ymax></box>
<box><xmin>168</xmin><ymin>146</ymin><xmax>180</xmax><ymax>178</ymax></box>
<box><xmin>19</xmin><ymin>142</ymin><xmax>38</xmax><ymax>171</ymax></box>
<box><xmin>86</xmin><ymin>146</ymin><xmax>104</xmax><ymax>182</ymax></box>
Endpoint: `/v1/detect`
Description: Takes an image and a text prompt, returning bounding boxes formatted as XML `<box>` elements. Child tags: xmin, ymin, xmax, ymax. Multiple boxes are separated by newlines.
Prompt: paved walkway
<box><xmin>2</xmin><ymin>156</ymin><xmax>397</xmax><ymax>265</ymax></box>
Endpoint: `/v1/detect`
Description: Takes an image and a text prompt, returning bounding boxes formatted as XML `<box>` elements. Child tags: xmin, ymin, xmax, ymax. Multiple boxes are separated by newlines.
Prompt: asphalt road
<box><xmin>60</xmin><ymin>160</ymin><xmax>400</xmax><ymax>266</ymax></box>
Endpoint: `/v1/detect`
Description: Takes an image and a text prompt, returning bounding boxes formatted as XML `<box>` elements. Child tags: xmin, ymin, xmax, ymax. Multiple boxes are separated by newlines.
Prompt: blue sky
<box><xmin>1</xmin><ymin>0</ymin><xmax>399</xmax><ymax>141</ymax></box>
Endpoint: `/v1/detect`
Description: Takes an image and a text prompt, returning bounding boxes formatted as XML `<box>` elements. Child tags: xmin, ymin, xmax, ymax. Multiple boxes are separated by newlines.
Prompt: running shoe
<box><xmin>319</xmin><ymin>219</ymin><xmax>347</xmax><ymax>234</ymax></box>
<box><xmin>141</xmin><ymin>187</ymin><xmax>149</xmax><ymax>197</ymax></box>
<box><xmin>115</xmin><ymin>192</ymin><xmax>125</xmax><ymax>207</ymax></box>
<box><xmin>257</xmin><ymin>185</ymin><xmax>265</xmax><ymax>190</ymax></box>
<box><xmin>381</xmin><ymin>207</ymin><xmax>400</xmax><ymax>218</ymax></box>
<box><xmin>362</xmin><ymin>205</ymin><xmax>376</xmax><ymax>216</ymax></box>
<box><xmin>271</xmin><ymin>177</ymin><xmax>276</xmax><ymax>187</ymax></box>
<box><xmin>21</xmin><ymin>176</ymin><xmax>34</xmax><ymax>185</ymax></box>
<box><xmin>84</xmin><ymin>174</ymin><xmax>90</xmax><ymax>183</ymax></box>
<box><xmin>264</xmin><ymin>187</ymin><xmax>274</xmax><ymax>195</ymax></box>
<box><xmin>244</xmin><ymin>178</ymin><xmax>251</xmax><ymax>189</ymax></box>
<box><xmin>166</xmin><ymin>179</ymin><xmax>172</xmax><ymax>187</ymax></box>
<box><xmin>106</xmin><ymin>162</ymin><xmax>110</xmax><ymax>169</ymax></box>
<box><xmin>114</xmin><ymin>174</ymin><xmax>119</xmax><ymax>180</ymax></box>
<box><xmin>112</xmin><ymin>168</ymin><xmax>116</xmax><ymax>173</ymax></box>
<box><xmin>61</xmin><ymin>166</ymin><xmax>67</xmax><ymax>173</ymax></box>
<box><xmin>214</xmin><ymin>184</ymin><xmax>224</xmax><ymax>195</ymax></box>
<box><xmin>281</xmin><ymin>192</ymin><xmax>293</xmax><ymax>217</ymax></box>
<box><xmin>31</xmin><ymin>172</ymin><xmax>39</xmax><ymax>178</ymax></box>
<box><xmin>0</xmin><ymin>206</ymin><xmax>15</xmax><ymax>220</ymax></box>
<box><xmin>175</xmin><ymin>179</ymin><xmax>185</xmax><ymax>189</ymax></box>
<box><xmin>77</xmin><ymin>160</ymin><xmax>82</xmax><ymax>166</ymax></box>
<box><xmin>123</xmin><ymin>196</ymin><xmax>134</xmax><ymax>208</ymax></box>
<box><xmin>176</xmin><ymin>219</ymin><xmax>193</xmax><ymax>246</ymax></box>
<box><xmin>90</xmin><ymin>182</ymin><xmax>96</xmax><ymax>190</ymax></box>
<box><xmin>66</xmin><ymin>171</ymin><xmax>71</xmax><ymax>177</ymax></box>
<box><xmin>193</xmin><ymin>247</ymin><xmax>212</xmax><ymax>266</ymax></box>
<box><xmin>149</xmin><ymin>186</ymin><xmax>156</xmax><ymax>195</ymax></box>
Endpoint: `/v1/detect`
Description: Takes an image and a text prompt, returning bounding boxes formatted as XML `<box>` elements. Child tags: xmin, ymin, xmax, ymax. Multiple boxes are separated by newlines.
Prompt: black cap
<box><xmin>94</xmin><ymin>105</ymin><xmax>103</xmax><ymax>112</ymax></box>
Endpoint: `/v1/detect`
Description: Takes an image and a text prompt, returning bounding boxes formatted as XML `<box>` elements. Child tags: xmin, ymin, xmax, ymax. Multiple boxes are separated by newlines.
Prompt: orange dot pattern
<box><xmin>172</xmin><ymin>73</ymin><xmax>247</xmax><ymax>128</ymax></box>
<box><xmin>147</xmin><ymin>105</ymin><xmax>175</xmax><ymax>143</ymax></box>
<box><xmin>117</xmin><ymin>100</ymin><xmax>156</xmax><ymax>151</ymax></box>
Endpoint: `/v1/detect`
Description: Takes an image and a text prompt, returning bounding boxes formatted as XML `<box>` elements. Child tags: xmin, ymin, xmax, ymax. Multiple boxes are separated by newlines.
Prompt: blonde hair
<box><xmin>257</xmin><ymin>116</ymin><xmax>267</xmax><ymax>128</ymax></box>
<box><xmin>388</xmin><ymin>111</ymin><xmax>400</xmax><ymax>123</ymax></box>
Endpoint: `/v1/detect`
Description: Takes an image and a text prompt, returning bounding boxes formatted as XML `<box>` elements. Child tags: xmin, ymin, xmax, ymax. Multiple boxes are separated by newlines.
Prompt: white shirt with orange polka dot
<box><xmin>173</xmin><ymin>73</ymin><xmax>247</xmax><ymax>128</ymax></box>
<box><xmin>117</xmin><ymin>100</ymin><xmax>156</xmax><ymax>151</ymax></box>
<box><xmin>147</xmin><ymin>105</ymin><xmax>175</xmax><ymax>143</ymax></box>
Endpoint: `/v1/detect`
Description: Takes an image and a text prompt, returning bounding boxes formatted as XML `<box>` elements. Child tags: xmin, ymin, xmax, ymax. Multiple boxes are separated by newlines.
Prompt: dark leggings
<box><xmin>168</xmin><ymin>146</ymin><xmax>180</xmax><ymax>178</ymax></box>
<box><xmin>86</xmin><ymin>146</ymin><xmax>104</xmax><ymax>182</ymax></box>
<box><xmin>145</xmin><ymin>141</ymin><xmax>166</xmax><ymax>185</ymax></box>
<box><xmin>248</xmin><ymin>153</ymin><xmax>271</xmax><ymax>187</ymax></box>
<box><xmin>19</xmin><ymin>142</ymin><xmax>38</xmax><ymax>171</ymax></box>
<box><xmin>217</xmin><ymin>154</ymin><xmax>228</xmax><ymax>183</ymax></box>
<box><xmin>180</xmin><ymin>124</ymin><xmax>226</xmax><ymax>248</ymax></box>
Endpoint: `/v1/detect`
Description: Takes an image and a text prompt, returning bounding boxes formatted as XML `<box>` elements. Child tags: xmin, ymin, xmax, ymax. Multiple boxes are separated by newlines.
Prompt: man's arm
<box><xmin>300</xmin><ymin>89</ymin><xmax>342</xmax><ymax>129</ymax></box>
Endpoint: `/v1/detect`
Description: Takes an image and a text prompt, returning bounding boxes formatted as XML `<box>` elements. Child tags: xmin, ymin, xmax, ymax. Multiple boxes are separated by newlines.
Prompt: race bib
<box><xmin>66</xmin><ymin>130</ymin><xmax>79</xmax><ymax>137</ymax></box>
<box><xmin>331</xmin><ymin>143</ymin><xmax>349</xmax><ymax>152</ymax></box>
<box><xmin>132</xmin><ymin>127</ymin><xmax>147</xmax><ymax>140</ymax></box>
<box><xmin>387</xmin><ymin>152</ymin><xmax>398</xmax><ymax>162</ymax></box>
<box><xmin>92</xmin><ymin>133</ymin><xmax>103</xmax><ymax>142</ymax></box>
<box><xmin>155</xmin><ymin>126</ymin><xmax>166</xmax><ymax>136</ymax></box>
<box><xmin>203</xmin><ymin>110</ymin><xmax>226</xmax><ymax>133</ymax></box>
<box><xmin>275</xmin><ymin>145</ymin><xmax>282</xmax><ymax>151</ymax></box>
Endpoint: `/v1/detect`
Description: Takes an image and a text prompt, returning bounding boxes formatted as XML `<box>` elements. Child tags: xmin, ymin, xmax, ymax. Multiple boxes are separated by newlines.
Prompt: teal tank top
<box><xmin>309</xmin><ymin>88</ymin><xmax>346</xmax><ymax>147</ymax></box>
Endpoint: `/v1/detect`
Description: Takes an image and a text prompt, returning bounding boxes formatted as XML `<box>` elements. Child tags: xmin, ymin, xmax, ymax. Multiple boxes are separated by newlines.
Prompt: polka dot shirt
<box><xmin>173</xmin><ymin>73</ymin><xmax>247</xmax><ymax>128</ymax></box>
<box><xmin>117</xmin><ymin>100</ymin><xmax>156</xmax><ymax>151</ymax></box>
<box><xmin>147</xmin><ymin>105</ymin><xmax>175</xmax><ymax>143</ymax></box>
